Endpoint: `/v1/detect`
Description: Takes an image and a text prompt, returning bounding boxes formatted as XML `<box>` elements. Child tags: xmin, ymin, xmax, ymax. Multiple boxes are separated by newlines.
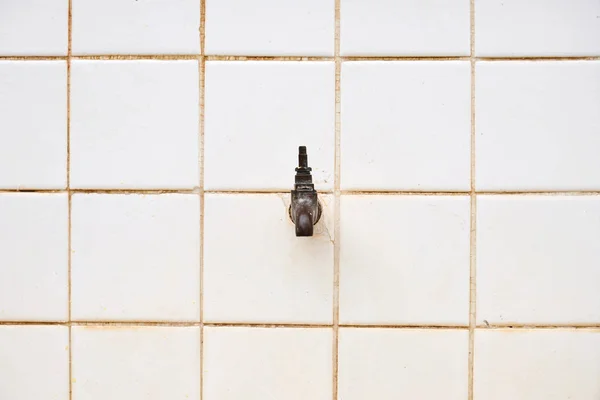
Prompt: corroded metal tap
<box><xmin>290</xmin><ymin>146</ymin><xmax>321</xmax><ymax>237</ymax></box>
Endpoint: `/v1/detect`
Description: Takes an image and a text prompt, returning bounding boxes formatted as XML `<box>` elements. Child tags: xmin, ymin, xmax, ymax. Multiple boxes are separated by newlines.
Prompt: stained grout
<box><xmin>2</xmin><ymin>320</ymin><xmax>600</xmax><ymax>330</ymax></box>
<box><xmin>332</xmin><ymin>0</ymin><xmax>342</xmax><ymax>399</ymax></box>
<box><xmin>66</xmin><ymin>1</ymin><xmax>73</xmax><ymax>400</ymax></box>
<box><xmin>4</xmin><ymin>189</ymin><xmax>600</xmax><ymax>196</ymax></box>
<box><xmin>468</xmin><ymin>1</ymin><xmax>477</xmax><ymax>399</ymax></box>
<box><xmin>199</xmin><ymin>1</ymin><xmax>206</xmax><ymax>398</ymax></box>
<box><xmin>2</xmin><ymin>55</ymin><xmax>600</xmax><ymax>61</ymax></box>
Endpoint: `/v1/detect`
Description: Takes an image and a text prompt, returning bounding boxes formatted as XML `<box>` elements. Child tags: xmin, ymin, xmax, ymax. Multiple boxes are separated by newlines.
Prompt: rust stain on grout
<box><xmin>205</xmin><ymin>55</ymin><xmax>335</xmax><ymax>62</ymax></box>
<box><xmin>342</xmin><ymin>55</ymin><xmax>471</xmax><ymax>61</ymax></box>
<box><xmin>2</xmin><ymin>55</ymin><xmax>599</xmax><ymax>62</ymax></box>
<box><xmin>468</xmin><ymin>0</ymin><xmax>477</xmax><ymax>399</ymax></box>
<box><xmin>198</xmin><ymin>0</ymin><xmax>206</xmax><ymax>398</ymax></box>
<box><xmin>3</xmin><ymin>189</ymin><xmax>600</xmax><ymax>196</ymax></box>
<box><xmin>73</xmin><ymin>54</ymin><xmax>200</xmax><ymax>60</ymax></box>
<box><xmin>332</xmin><ymin>0</ymin><xmax>342</xmax><ymax>398</ymax></box>
<box><xmin>66</xmin><ymin>1</ymin><xmax>73</xmax><ymax>399</ymax></box>
<box><xmin>2</xmin><ymin>320</ymin><xmax>599</xmax><ymax>330</ymax></box>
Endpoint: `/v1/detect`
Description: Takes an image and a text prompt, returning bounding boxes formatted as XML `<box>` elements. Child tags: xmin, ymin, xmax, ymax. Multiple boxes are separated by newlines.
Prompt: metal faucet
<box><xmin>290</xmin><ymin>146</ymin><xmax>321</xmax><ymax>237</ymax></box>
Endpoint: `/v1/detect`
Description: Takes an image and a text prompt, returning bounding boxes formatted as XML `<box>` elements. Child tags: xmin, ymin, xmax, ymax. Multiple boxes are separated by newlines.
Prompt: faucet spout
<box><xmin>290</xmin><ymin>146</ymin><xmax>321</xmax><ymax>237</ymax></box>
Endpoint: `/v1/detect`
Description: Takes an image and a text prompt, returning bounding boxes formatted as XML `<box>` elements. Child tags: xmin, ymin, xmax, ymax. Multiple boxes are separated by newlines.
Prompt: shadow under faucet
<box><xmin>290</xmin><ymin>146</ymin><xmax>321</xmax><ymax>237</ymax></box>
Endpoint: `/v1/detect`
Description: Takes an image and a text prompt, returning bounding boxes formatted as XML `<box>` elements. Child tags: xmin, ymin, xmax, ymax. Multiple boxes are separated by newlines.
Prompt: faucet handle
<box><xmin>290</xmin><ymin>146</ymin><xmax>321</xmax><ymax>237</ymax></box>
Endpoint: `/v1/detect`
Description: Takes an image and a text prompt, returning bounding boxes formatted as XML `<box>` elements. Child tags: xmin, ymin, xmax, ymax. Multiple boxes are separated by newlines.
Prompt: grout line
<box><xmin>3</xmin><ymin>320</ymin><xmax>600</xmax><ymax>329</ymax></box>
<box><xmin>332</xmin><ymin>0</ymin><xmax>341</xmax><ymax>399</ymax></box>
<box><xmin>66</xmin><ymin>1</ymin><xmax>73</xmax><ymax>400</ymax></box>
<box><xmin>342</xmin><ymin>56</ymin><xmax>470</xmax><ymax>61</ymax></box>
<box><xmin>2</xmin><ymin>55</ymin><xmax>600</xmax><ymax>62</ymax></box>
<box><xmin>199</xmin><ymin>1</ymin><xmax>206</xmax><ymax>398</ymax></box>
<box><xmin>205</xmin><ymin>55</ymin><xmax>335</xmax><ymax>61</ymax></box>
<box><xmin>468</xmin><ymin>0</ymin><xmax>476</xmax><ymax>399</ymax></box>
<box><xmin>4</xmin><ymin>189</ymin><xmax>600</xmax><ymax>196</ymax></box>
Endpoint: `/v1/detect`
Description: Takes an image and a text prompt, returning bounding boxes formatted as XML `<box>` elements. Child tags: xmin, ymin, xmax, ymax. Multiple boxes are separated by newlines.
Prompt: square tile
<box><xmin>0</xmin><ymin>194</ymin><xmax>68</xmax><ymax>321</ymax></box>
<box><xmin>476</xmin><ymin>61</ymin><xmax>600</xmax><ymax>191</ymax></box>
<box><xmin>72</xmin><ymin>326</ymin><xmax>200</xmax><ymax>400</ymax></box>
<box><xmin>339</xmin><ymin>328</ymin><xmax>469</xmax><ymax>400</ymax></box>
<box><xmin>341</xmin><ymin>62</ymin><xmax>471</xmax><ymax>191</ymax></box>
<box><xmin>205</xmin><ymin>0</ymin><xmax>334</xmax><ymax>56</ymax></box>
<box><xmin>0</xmin><ymin>326</ymin><xmax>69</xmax><ymax>400</ymax></box>
<box><xmin>340</xmin><ymin>195</ymin><xmax>470</xmax><ymax>325</ymax></box>
<box><xmin>0</xmin><ymin>0</ymin><xmax>68</xmax><ymax>55</ymax></box>
<box><xmin>340</xmin><ymin>0</ymin><xmax>470</xmax><ymax>56</ymax></box>
<box><xmin>476</xmin><ymin>0</ymin><xmax>600</xmax><ymax>56</ymax></box>
<box><xmin>204</xmin><ymin>61</ymin><xmax>334</xmax><ymax>190</ymax></box>
<box><xmin>203</xmin><ymin>194</ymin><xmax>334</xmax><ymax>323</ymax></box>
<box><xmin>474</xmin><ymin>329</ymin><xmax>600</xmax><ymax>399</ymax></box>
<box><xmin>70</xmin><ymin>60</ymin><xmax>199</xmax><ymax>189</ymax></box>
<box><xmin>0</xmin><ymin>61</ymin><xmax>67</xmax><ymax>189</ymax></box>
<box><xmin>203</xmin><ymin>327</ymin><xmax>332</xmax><ymax>400</ymax></box>
<box><xmin>477</xmin><ymin>195</ymin><xmax>600</xmax><ymax>325</ymax></box>
<box><xmin>72</xmin><ymin>0</ymin><xmax>200</xmax><ymax>55</ymax></box>
<box><xmin>71</xmin><ymin>194</ymin><xmax>200</xmax><ymax>321</ymax></box>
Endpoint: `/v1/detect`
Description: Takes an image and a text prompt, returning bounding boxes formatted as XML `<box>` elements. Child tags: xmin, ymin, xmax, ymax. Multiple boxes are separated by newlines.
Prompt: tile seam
<box><xmin>199</xmin><ymin>0</ymin><xmax>206</xmax><ymax>398</ymax></box>
<box><xmin>468</xmin><ymin>0</ymin><xmax>477</xmax><ymax>399</ymax></box>
<box><xmin>2</xmin><ymin>55</ymin><xmax>600</xmax><ymax>61</ymax></box>
<box><xmin>66</xmin><ymin>1</ymin><xmax>73</xmax><ymax>400</ymax></box>
<box><xmin>332</xmin><ymin>0</ymin><xmax>341</xmax><ymax>398</ymax></box>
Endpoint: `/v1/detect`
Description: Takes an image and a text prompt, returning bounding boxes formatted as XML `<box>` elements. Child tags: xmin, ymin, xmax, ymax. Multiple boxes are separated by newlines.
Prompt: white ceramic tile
<box><xmin>205</xmin><ymin>0</ymin><xmax>334</xmax><ymax>56</ymax></box>
<box><xmin>72</xmin><ymin>0</ymin><xmax>200</xmax><ymax>55</ymax></box>
<box><xmin>204</xmin><ymin>61</ymin><xmax>334</xmax><ymax>190</ymax></box>
<box><xmin>477</xmin><ymin>196</ymin><xmax>600</xmax><ymax>325</ymax></box>
<box><xmin>70</xmin><ymin>60</ymin><xmax>199</xmax><ymax>189</ymax></box>
<box><xmin>0</xmin><ymin>194</ymin><xmax>68</xmax><ymax>321</ymax></box>
<box><xmin>339</xmin><ymin>329</ymin><xmax>469</xmax><ymax>400</ymax></box>
<box><xmin>476</xmin><ymin>61</ymin><xmax>600</xmax><ymax>191</ymax></box>
<box><xmin>203</xmin><ymin>327</ymin><xmax>332</xmax><ymax>400</ymax></box>
<box><xmin>204</xmin><ymin>194</ymin><xmax>333</xmax><ymax>323</ymax></box>
<box><xmin>341</xmin><ymin>62</ymin><xmax>471</xmax><ymax>191</ymax></box>
<box><xmin>0</xmin><ymin>326</ymin><xmax>69</xmax><ymax>400</ymax></box>
<box><xmin>476</xmin><ymin>0</ymin><xmax>600</xmax><ymax>56</ymax></box>
<box><xmin>71</xmin><ymin>194</ymin><xmax>200</xmax><ymax>321</ymax></box>
<box><xmin>72</xmin><ymin>326</ymin><xmax>200</xmax><ymax>400</ymax></box>
<box><xmin>474</xmin><ymin>329</ymin><xmax>600</xmax><ymax>399</ymax></box>
<box><xmin>0</xmin><ymin>0</ymin><xmax>68</xmax><ymax>55</ymax></box>
<box><xmin>340</xmin><ymin>0</ymin><xmax>470</xmax><ymax>56</ymax></box>
<box><xmin>340</xmin><ymin>195</ymin><xmax>470</xmax><ymax>325</ymax></box>
<box><xmin>0</xmin><ymin>61</ymin><xmax>67</xmax><ymax>189</ymax></box>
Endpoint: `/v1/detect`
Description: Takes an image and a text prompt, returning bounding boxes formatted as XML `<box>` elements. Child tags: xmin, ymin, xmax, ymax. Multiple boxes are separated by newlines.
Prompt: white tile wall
<box><xmin>474</xmin><ymin>330</ymin><xmax>600</xmax><ymax>400</ymax></box>
<box><xmin>476</xmin><ymin>0</ymin><xmax>600</xmax><ymax>57</ymax></box>
<box><xmin>477</xmin><ymin>195</ymin><xmax>600</xmax><ymax>325</ymax></box>
<box><xmin>71</xmin><ymin>194</ymin><xmax>200</xmax><ymax>321</ymax></box>
<box><xmin>70</xmin><ymin>60</ymin><xmax>199</xmax><ymax>189</ymax></box>
<box><xmin>0</xmin><ymin>0</ymin><xmax>68</xmax><ymax>55</ymax></box>
<box><xmin>72</xmin><ymin>326</ymin><xmax>200</xmax><ymax>400</ymax></box>
<box><xmin>2</xmin><ymin>1</ymin><xmax>599</xmax><ymax>399</ymax></box>
<box><xmin>476</xmin><ymin>61</ymin><xmax>600</xmax><ymax>191</ymax></box>
<box><xmin>204</xmin><ymin>61</ymin><xmax>335</xmax><ymax>190</ymax></box>
<box><xmin>0</xmin><ymin>326</ymin><xmax>69</xmax><ymax>400</ymax></box>
<box><xmin>339</xmin><ymin>328</ymin><xmax>469</xmax><ymax>400</ymax></box>
<box><xmin>72</xmin><ymin>0</ymin><xmax>200</xmax><ymax>55</ymax></box>
<box><xmin>341</xmin><ymin>61</ymin><xmax>471</xmax><ymax>191</ymax></box>
<box><xmin>0</xmin><ymin>61</ymin><xmax>67</xmax><ymax>189</ymax></box>
<box><xmin>340</xmin><ymin>0</ymin><xmax>470</xmax><ymax>56</ymax></box>
<box><xmin>340</xmin><ymin>195</ymin><xmax>470</xmax><ymax>325</ymax></box>
<box><xmin>0</xmin><ymin>194</ymin><xmax>69</xmax><ymax>321</ymax></box>
<box><xmin>203</xmin><ymin>194</ymin><xmax>334</xmax><ymax>324</ymax></box>
<box><xmin>205</xmin><ymin>0</ymin><xmax>334</xmax><ymax>56</ymax></box>
<box><xmin>203</xmin><ymin>327</ymin><xmax>332</xmax><ymax>400</ymax></box>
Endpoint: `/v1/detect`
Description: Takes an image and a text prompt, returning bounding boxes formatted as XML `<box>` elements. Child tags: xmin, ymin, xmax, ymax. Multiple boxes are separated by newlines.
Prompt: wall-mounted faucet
<box><xmin>290</xmin><ymin>146</ymin><xmax>321</xmax><ymax>237</ymax></box>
